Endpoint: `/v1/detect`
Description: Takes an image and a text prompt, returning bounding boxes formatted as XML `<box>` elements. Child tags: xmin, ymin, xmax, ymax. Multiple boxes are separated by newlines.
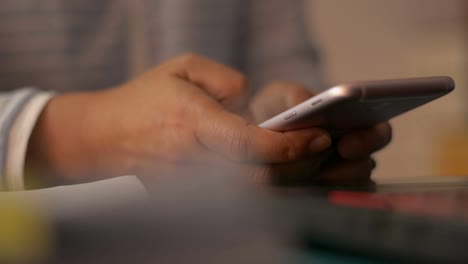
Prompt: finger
<box><xmin>246</xmin><ymin>150</ymin><xmax>373</xmax><ymax>187</ymax></box>
<box><xmin>195</xmin><ymin>102</ymin><xmax>332</xmax><ymax>163</ymax></box>
<box><xmin>283</xmin><ymin>83</ymin><xmax>315</xmax><ymax>108</ymax></box>
<box><xmin>338</xmin><ymin>122</ymin><xmax>392</xmax><ymax>159</ymax></box>
<box><xmin>165</xmin><ymin>53</ymin><xmax>249</xmax><ymax>113</ymax></box>
<box><xmin>265</xmin><ymin>81</ymin><xmax>314</xmax><ymax>108</ymax></box>
<box><xmin>313</xmin><ymin>158</ymin><xmax>375</xmax><ymax>185</ymax></box>
<box><xmin>249</xmin><ymin>81</ymin><xmax>314</xmax><ymax>122</ymax></box>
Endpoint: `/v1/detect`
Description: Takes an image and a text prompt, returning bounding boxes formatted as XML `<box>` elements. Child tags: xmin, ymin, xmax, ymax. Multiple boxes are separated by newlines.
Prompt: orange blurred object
<box><xmin>438</xmin><ymin>128</ymin><xmax>468</xmax><ymax>176</ymax></box>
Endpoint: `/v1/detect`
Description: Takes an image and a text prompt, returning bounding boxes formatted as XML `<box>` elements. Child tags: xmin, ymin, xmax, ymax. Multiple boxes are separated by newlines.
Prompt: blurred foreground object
<box><xmin>51</xmin><ymin>172</ymin><xmax>290</xmax><ymax>264</ymax></box>
<box><xmin>4</xmin><ymin>172</ymin><xmax>468</xmax><ymax>263</ymax></box>
<box><xmin>0</xmin><ymin>199</ymin><xmax>53</xmax><ymax>264</ymax></box>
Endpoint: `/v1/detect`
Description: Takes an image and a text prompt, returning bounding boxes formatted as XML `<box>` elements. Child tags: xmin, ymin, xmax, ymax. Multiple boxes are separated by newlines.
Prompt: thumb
<box><xmin>195</xmin><ymin>101</ymin><xmax>332</xmax><ymax>163</ymax></box>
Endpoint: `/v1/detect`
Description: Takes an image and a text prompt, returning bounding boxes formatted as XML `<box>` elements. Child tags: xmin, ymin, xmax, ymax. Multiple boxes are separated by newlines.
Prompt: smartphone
<box><xmin>259</xmin><ymin>76</ymin><xmax>455</xmax><ymax>132</ymax></box>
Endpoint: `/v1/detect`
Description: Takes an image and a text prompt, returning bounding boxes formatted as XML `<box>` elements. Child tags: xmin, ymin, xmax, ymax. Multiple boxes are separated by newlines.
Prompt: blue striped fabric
<box><xmin>0</xmin><ymin>0</ymin><xmax>322</xmax><ymax>92</ymax></box>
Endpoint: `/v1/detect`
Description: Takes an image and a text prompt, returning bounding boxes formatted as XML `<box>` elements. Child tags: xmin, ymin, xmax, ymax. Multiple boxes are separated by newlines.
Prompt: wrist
<box><xmin>25</xmin><ymin>91</ymin><xmax>105</xmax><ymax>187</ymax></box>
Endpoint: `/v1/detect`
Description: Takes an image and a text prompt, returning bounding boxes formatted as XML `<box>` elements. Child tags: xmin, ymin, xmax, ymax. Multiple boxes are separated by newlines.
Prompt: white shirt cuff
<box><xmin>5</xmin><ymin>93</ymin><xmax>54</xmax><ymax>191</ymax></box>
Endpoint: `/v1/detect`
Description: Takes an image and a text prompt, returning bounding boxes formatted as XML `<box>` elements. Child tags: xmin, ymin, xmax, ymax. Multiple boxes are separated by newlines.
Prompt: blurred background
<box><xmin>1</xmin><ymin>1</ymin><xmax>468</xmax><ymax>262</ymax></box>
<box><xmin>307</xmin><ymin>0</ymin><xmax>468</xmax><ymax>179</ymax></box>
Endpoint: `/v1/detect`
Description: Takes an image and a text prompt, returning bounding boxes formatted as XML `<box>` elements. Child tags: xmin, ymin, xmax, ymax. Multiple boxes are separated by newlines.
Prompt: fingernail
<box><xmin>341</xmin><ymin>138</ymin><xmax>364</xmax><ymax>158</ymax></box>
<box><xmin>309</xmin><ymin>134</ymin><xmax>331</xmax><ymax>152</ymax></box>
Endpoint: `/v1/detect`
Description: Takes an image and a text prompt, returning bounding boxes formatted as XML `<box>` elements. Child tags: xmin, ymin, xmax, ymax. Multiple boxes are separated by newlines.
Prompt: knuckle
<box><xmin>268</xmin><ymin>80</ymin><xmax>288</xmax><ymax>88</ymax></box>
<box><xmin>229</xmin><ymin>74</ymin><xmax>249</xmax><ymax>94</ymax></box>
<box><xmin>227</xmin><ymin>129</ymin><xmax>250</xmax><ymax>160</ymax></box>
<box><xmin>176</xmin><ymin>53</ymin><xmax>201</xmax><ymax>65</ymax></box>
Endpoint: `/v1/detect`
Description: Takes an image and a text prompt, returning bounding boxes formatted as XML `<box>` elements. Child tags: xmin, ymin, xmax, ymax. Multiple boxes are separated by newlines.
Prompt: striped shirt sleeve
<box><xmin>5</xmin><ymin>92</ymin><xmax>54</xmax><ymax>191</ymax></box>
<box><xmin>0</xmin><ymin>89</ymin><xmax>52</xmax><ymax>190</ymax></box>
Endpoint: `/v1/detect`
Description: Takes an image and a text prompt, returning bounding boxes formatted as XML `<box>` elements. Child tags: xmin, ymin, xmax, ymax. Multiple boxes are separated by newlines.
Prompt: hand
<box><xmin>248</xmin><ymin>81</ymin><xmax>392</xmax><ymax>185</ymax></box>
<box><xmin>26</xmin><ymin>54</ymin><xmax>332</xmax><ymax>187</ymax></box>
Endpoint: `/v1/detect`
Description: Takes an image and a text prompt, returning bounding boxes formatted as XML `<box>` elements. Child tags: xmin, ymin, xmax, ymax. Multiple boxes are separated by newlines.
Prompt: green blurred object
<box><xmin>296</xmin><ymin>248</ymin><xmax>395</xmax><ymax>264</ymax></box>
<box><xmin>0</xmin><ymin>198</ymin><xmax>52</xmax><ymax>263</ymax></box>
